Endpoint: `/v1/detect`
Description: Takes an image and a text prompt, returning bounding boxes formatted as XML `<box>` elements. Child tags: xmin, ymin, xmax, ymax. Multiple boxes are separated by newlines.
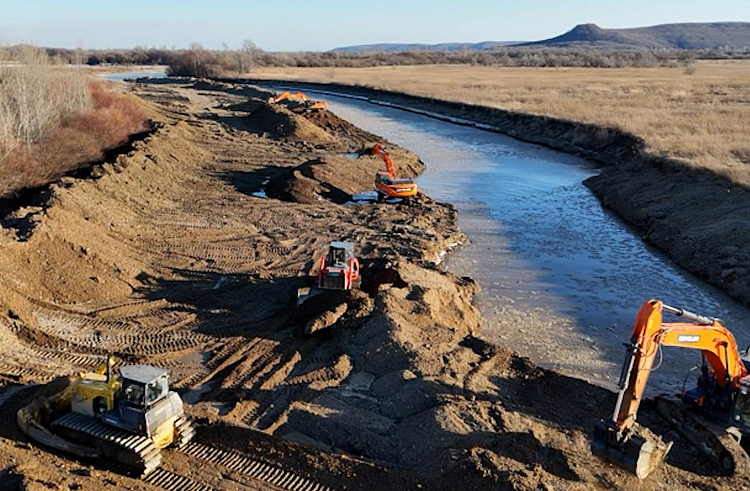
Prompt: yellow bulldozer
<box><xmin>17</xmin><ymin>358</ymin><xmax>194</xmax><ymax>476</ymax></box>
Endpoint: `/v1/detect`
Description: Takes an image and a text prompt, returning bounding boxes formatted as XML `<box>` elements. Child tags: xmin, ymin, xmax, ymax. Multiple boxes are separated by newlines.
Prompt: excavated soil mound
<box><xmin>265</xmin><ymin>148</ymin><xmax>425</xmax><ymax>204</ymax></box>
<box><xmin>302</xmin><ymin>109</ymin><xmax>377</xmax><ymax>144</ymax></box>
<box><xmin>225</xmin><ymin>100</ymin><xmax>264</xmax><ymax>113</ymax></box>
<box><xmin>265</xmin><ymin>155</ymin><xmax>381</xmax><ymax>204</ymax></box>
<box><xmin>244</xmin><ymin>104</ymin><xmax>334</xmax><ymax>143</ymax></box>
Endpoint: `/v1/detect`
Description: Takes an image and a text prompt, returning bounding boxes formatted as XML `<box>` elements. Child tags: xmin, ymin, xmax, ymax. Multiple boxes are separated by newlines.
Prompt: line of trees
<box><xmin>2</xmin><ymin>42</ymin><xmax>749</xmax><ymax>73</ymax></box>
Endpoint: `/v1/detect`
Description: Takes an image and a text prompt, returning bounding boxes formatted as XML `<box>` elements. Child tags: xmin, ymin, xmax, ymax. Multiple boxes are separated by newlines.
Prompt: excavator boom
<box><xmin>370</xmin><ymin>143</ymin><xmax>396</xmax><ymax>178</ymax></box>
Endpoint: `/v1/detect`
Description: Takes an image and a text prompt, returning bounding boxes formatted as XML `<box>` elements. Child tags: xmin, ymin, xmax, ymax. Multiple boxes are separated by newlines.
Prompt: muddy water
<box><xmin>318</xmin><ymin>92</ymin><xmax>750</xmax><ymax>395</ymax></box>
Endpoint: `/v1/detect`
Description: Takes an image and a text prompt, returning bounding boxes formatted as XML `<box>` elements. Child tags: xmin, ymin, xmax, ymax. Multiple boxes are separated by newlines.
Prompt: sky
<box><xmin>1</xmin><ymin>0</ymin><xmax>749</xmax><ymax>51</ymax></box>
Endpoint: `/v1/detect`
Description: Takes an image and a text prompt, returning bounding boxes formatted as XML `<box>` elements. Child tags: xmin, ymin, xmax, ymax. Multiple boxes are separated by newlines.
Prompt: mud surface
<box><xmin>0</xmin><ymin>78</ymin><xmax>747</xmax><ymax>490</ymax></box>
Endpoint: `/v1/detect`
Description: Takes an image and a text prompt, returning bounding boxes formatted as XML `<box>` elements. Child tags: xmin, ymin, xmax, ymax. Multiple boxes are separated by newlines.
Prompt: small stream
<box><xmin>315</xmin><ymin>91</ymin><xmax>750</xmax><ymax>395</ymax></box>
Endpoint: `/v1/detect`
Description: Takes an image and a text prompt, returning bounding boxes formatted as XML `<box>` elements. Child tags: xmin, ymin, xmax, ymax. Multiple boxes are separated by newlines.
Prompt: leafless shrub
<box><xmin>0</xmin><ymin>46</ymin><xmax>89</xmax><ymax>160</ymax></box>
<box><xmin>0</xmin><ymin>47</ymin><xmax>147</xmax><ymax>197</ymax></box>
<box><xmin>166</xmin><ymin>44</ymin><xmax>222</xmax><ymax>77</ymax></box>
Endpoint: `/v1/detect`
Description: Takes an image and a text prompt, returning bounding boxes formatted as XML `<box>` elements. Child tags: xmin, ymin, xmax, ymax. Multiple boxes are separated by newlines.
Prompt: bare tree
<box><xmin>0</xmin><ymin>45</ymin><xmax>89</xmax><ymax>164</ymax></box>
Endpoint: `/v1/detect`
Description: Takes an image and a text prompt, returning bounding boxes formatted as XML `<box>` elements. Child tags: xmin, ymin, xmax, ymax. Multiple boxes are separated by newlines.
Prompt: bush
<box><xmin>166</xmin><ymin>45</ymin><xmax>222</xmax><ymax>77</ymax></box>
<box><xmin>0</xmin><ymin>66</ymin><xmax>148</xmax><ymax>197</ymax></box>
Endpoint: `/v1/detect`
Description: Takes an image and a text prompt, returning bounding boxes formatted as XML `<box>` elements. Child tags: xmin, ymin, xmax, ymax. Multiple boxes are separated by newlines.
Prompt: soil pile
<box><xmin>244</xmin><ymin>104</ymin><xmax>334</xmax><ymax>143</ymax></box>
<box><xmin>265</xmin><ymin>151</ymin><xmax>423</xmax><ymax>204</ymax></box>
<box><xmin>0</xmin><ymin>79</ymin><xmax>746</xmax><ymax>491</ymax></box>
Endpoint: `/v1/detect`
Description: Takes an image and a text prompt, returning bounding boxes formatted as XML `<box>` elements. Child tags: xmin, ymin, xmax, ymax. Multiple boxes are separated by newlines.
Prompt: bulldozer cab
<box><xmin>101</xmin><ymin>365</ymin><xmax>183</xmax><ymax>437</ymax></box>
<box><xmin>121</xmin><ymin>366</ymin><xmax>169</xmax><ymax>409</ymax></box>
<box><xmin>327</xmin><ymin>242</ymin><xmax>354</xmax><ymax>268</ymax></box>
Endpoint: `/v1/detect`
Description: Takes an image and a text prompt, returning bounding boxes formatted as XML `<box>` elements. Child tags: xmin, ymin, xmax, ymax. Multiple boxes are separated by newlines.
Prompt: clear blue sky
<box><xmin>2</xmin><ymin>0</ymin><xmax>749</xmax><ymax>51</ymax></box>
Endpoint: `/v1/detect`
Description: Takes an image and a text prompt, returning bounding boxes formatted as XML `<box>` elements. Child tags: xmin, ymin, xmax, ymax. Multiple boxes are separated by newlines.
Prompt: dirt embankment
<box><xmin>0</xmin><ymin>77</ymin><xmax>747</xmax><ymax>491</ymax></box>
<box><xmin>237</xmin><ymin>78</ymin><xmax>750</xmax><ymax>308</ymax></box>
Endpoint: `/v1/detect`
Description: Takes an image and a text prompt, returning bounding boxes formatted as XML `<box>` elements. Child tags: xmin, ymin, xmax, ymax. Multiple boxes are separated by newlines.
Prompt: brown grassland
<box><xmin>249</xmin><ymin>60</ymin><xmax>750</xmax><ymax>185</ymax></box>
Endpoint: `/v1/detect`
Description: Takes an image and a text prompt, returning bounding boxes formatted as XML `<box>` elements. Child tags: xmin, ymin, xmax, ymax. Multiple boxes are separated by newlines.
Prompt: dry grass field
<box><xmin>250</xmin><ymin>61</ymin><xmax>750</xmax><ymax>185</ymax></box>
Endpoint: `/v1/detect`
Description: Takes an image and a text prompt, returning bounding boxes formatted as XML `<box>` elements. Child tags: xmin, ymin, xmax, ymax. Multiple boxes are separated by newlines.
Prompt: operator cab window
<box><xmin>329</xmin><ymin>249</ymin><xmax>346</xmax><ymax>267</ymax></box>
<box><xmin>146</xmin><ymin>376</ymin><xmax>168</xmax><ymax>405</ymax></box>
<box><xmin>735</xmin><ymin>388</ymin><xmax>750</xmax><ymax>423</ymax></box>
<box><xmin>123</xmin><ymin>381</ymin><xmax>145</xmax><ymax>406</ymax></box>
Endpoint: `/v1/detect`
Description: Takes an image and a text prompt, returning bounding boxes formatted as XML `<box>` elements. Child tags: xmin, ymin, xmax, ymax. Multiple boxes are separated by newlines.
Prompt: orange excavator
<box><xmin>370</xmin><ymin>144</ymin><xmax>417</xmax><ymax>201</ymax></box>
<box><xmin>268</xmin><ymin>91</ymin><xmax>328</xmax><ymax>111</ymax></box>
<box><xmin>592</xmin><ymin>299</ymin><xmax>750</xmax><ymax>478</ymax></box>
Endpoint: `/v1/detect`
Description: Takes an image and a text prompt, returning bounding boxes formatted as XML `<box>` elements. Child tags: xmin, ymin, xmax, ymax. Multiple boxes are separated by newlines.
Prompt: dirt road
<box><xmin>0</xmin><ymin>78</ymin><xmax>747</xmax><ymax>490</ymax></box>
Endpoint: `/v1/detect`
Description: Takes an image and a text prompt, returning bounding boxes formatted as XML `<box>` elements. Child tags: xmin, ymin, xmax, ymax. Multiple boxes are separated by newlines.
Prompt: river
<box><xmin>312</xmin><ymin>91</ymin><xmax>750</xmax><ymax>395</ymax></box>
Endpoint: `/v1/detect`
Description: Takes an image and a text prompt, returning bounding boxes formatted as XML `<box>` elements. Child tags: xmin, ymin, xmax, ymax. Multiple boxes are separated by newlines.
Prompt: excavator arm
<box><xmin>370</xmin><ymin>143</ymin><xmax>396</xmax><ymax>179</ymax></box>
<box><xmin>593</xmin><ymin>299</ymin><xmax>747</xmax><ymax>478</ymax></box>
<box><xmin>613</xmin><ymin>300</ymin><xmax>746</xmax><ymax>430</ymax></box>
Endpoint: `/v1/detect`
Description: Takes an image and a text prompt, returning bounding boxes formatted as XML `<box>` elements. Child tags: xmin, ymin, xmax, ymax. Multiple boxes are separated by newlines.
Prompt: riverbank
<box><xmin>236</xmin><ymin>76</ymin><xmax>750</xmax><ymax>310</ymax></box>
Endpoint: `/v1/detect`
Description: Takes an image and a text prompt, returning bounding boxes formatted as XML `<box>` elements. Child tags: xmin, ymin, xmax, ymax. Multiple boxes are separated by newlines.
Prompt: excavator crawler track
<box><xmin>52</xmin><ymin>412</ymin><xmax>162</xmax><ymax>476</ymax></box>
<box><xmin>656</xmin><ymin>396</ymin><xmax>750</xmax><ymax>475</ymax></box>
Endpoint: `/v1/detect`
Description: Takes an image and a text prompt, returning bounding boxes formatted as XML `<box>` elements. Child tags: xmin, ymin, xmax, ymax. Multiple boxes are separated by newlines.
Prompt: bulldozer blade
<box><xmin>592</xmin><ymin>421</ymin><xmax>672</xmax><ymax>479</ymax></box>
<box><xmin>297</xmin><ymin>286</ymin><xmax>324</xmax><ymax>307</ymax></box>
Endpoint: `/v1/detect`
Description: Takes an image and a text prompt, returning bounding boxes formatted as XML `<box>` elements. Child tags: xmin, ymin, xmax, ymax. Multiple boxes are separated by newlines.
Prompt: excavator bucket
<box><xmin>592</xmin><ymin>421</ymin><xmax>672</xmax><ymax>479</ymax></box>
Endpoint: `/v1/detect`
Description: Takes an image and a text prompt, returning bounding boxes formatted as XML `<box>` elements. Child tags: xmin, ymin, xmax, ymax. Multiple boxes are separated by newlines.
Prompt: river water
<box><xmin>314</xmin><ymin>92</ymin><xmax>750</xmax><ymax>395</ymax></box>
<box><xmin>101</xmin><ymin>69</ymin><xmax>166</xmax><ymax>82</ymax></box>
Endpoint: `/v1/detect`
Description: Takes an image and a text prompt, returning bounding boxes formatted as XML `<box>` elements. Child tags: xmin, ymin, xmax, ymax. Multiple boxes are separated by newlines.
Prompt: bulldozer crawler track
<box><xmin>181</xmin><ymin>442</ymin><xmax>332</xmax><ymax>491</ymax></box>
<box><xmin>52</xmin><ymin>412</ymin><xmax>162</xmax><ymax>476</ymax></box>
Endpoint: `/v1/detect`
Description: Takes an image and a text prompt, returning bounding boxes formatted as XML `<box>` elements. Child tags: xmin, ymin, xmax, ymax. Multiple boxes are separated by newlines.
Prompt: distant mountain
<box><xmin>331</xmin><ymin>23</ymin><xmax>750</xmax><ymax>53</ymax></box>
<box><xmin>330</xmin><ymin>41</ymin><xmax>522</xmax><ymax>53</ymax></box>
<box><xmin>522</xmin><ymin>22</ymin><xmax>750</xmax><ymax>49</ymax></box>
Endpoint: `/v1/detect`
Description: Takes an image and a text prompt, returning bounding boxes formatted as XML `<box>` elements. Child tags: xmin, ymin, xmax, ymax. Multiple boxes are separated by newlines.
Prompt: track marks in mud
<box><xmin>144</xmin><ymin>468</ymin><xmax>217</xmax><ymax>491</ymax></box>
<box><xmin>181</xmin><ymin>443</ymin><xmax>332</xmax><ymax>491</ymax></box>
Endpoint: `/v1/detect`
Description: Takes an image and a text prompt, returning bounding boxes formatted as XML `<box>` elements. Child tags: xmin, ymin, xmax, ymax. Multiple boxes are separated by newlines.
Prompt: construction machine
<box><xmin>592</xmin><ymin>299</ymin><xmax>750</xmax><ymax>478</ymax></box>
<box><xmin>297</xmin><ymin>241</ymin><xmax>360</xmax><ymax>306</ymax></box>
<box><xmin>370</xmin><ymin>143</ymin><xmax>417</xmax><ymax>201</ymax></box>
<box><xmin>268</xmin><ymin>91</ymin><xmax>328</xmax><ymax>111</ymax></box>
<box><xmin>17</xmin><ymin>359</ymin><xmax>194</xmax><ymax>476</ymax></box>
